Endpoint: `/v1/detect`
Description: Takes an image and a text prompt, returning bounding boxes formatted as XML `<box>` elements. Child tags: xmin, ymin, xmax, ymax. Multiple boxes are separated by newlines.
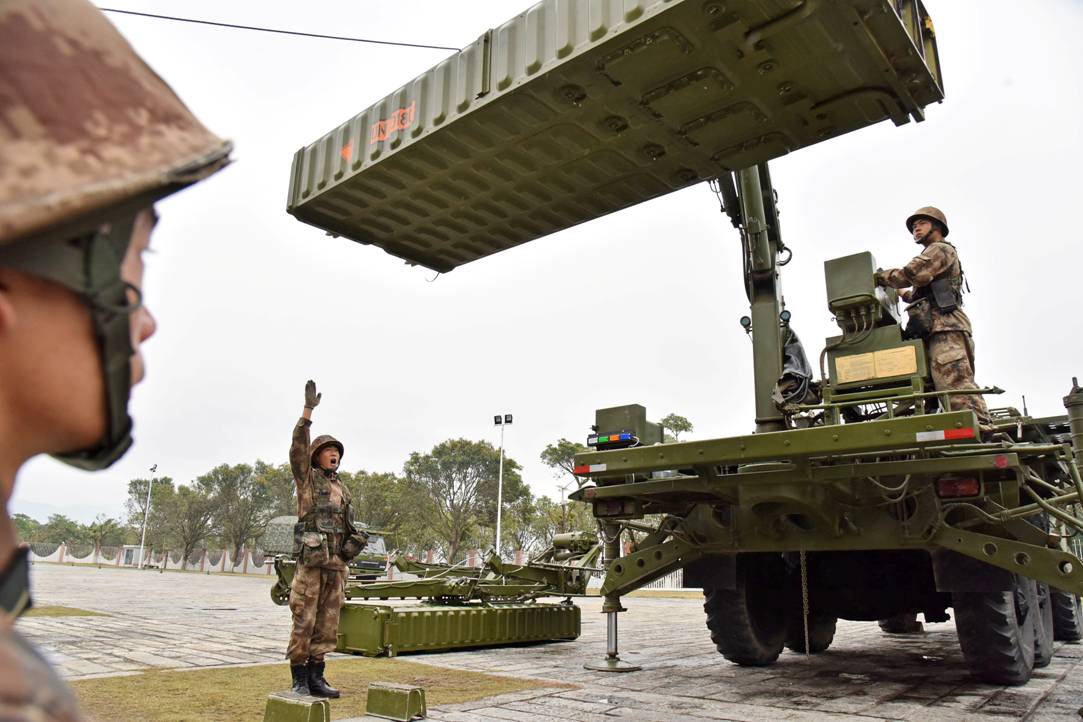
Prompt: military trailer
<box><xmin>287</xmin><ymin>0</ymin><xmax>1083</xmax><ymax>685</ymax></box>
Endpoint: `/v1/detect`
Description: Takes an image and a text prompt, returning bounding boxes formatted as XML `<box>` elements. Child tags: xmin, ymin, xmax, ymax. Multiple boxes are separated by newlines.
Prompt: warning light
<box><xmin>587</xmin><ymin>432</ymin><xmax>633</xmax><ymax>447</ymax></box>
<box><xmin>936</xmin><ymin>475</ymin><xmax>981</xmax><ymax>498</ymax></box>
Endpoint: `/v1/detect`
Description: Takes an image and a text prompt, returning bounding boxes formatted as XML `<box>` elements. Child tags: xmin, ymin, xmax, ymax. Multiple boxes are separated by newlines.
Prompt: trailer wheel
<box><xmin>1034</xmin><ymin>583</ymin><xmax>1055</xmax><ymax>668</ymax></box>
<box><xmin>703</xmin><ymin>554</ymin><xmax>786</xmax><ymax>666</ymax></box>
<box><xmin>270</xmin><ymin>580</ymin><xmax>290</xmax><ymax>606</ymax></box>
<box><xmin>877</xmin><ymin>613</ymin><xmax>923</xmax><ymax>635</ymax></box>
<box><xmin>953</xmin><ymin>577</ymin><xmax>1038</xmax><ymax>685</ymax></box>
<box><xmin>785</xmin><ymin>612</ymin><xmax>836</xmax><ymax>654</ymax></box>
<box><xmin>1051</xmin><ymin>588</ymin><xmax>1083</xmax><ymax>641</ymax></box>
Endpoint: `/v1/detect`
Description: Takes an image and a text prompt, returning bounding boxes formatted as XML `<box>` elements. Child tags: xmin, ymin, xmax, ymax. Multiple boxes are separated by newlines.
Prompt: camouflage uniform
<box><xmin>877</xmin><ymin>240</ymin><xmax>991</xmax><ymax>425</ymax></box>
<box><xmin>0</xmin><ymin>1</ymin><xmax>228</xmax><ymax>719</ymax></box>
<box><xmin>285</xmin><ymin>419</ymin><xmax>351</xmax><ymax>665</ymax></box>
<box><xmin>0</xmin><ymin>551</ymin><xmax>80</xmax><ymax>721</ymax></box>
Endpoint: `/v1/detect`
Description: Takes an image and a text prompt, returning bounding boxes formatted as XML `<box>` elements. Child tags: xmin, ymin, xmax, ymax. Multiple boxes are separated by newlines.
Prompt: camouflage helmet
<box><xmin>0</xmin><ymin>0</ymin><xmax>230</xmax><ymax>471</ymax></box>
<box><xmin>0</xmin><ymin>0</ymin><xmax>232</xmax><ymax>247</ymax></box>
<box><xmin>905</xmin><ymin>206</ymin><xmax>949</xmax><ymax>237</ymax></box>
<box><xmin>310</xmin><ymin>435</ymin><xmax>345</xmax><ymax>466</ymax></box>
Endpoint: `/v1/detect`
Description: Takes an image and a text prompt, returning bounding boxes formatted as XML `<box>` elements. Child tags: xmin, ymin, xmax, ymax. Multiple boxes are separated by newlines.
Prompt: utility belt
<box><xmin>903</xmin><ymin>276</ymin><xmax>963</xmax><ymax>340</ymax></box>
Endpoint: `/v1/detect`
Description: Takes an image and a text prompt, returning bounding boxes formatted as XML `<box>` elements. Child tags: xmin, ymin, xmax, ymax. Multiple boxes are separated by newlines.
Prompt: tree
<box><xmin>39</xmin><ymin>514</ymin><xmax>85</xmax><ymax>545</ymax></box>
<box><xmin>124</xmin><ymin>477</ymin><xmax>175</xmax><ymax>549</ymax></box>
<box><xmin>159</xmin><ymin>485</ymin><xmax>215</xmax><ymax>567</ymax></box>
<box><xmin>340</xmin><ymin>470</ymin><xmax>437</xmax><ymax>553</ymax></box>
<box><xmin>254</xmin><ymin>460</ymin><xmax>296</xmax><ymax>517</ymax></box>
<box><xmin>540</xmin><ymin>439</ymin><xmax>588</xmax><ymax>481</ymax></box>
<box><xmin>12</xmin><ymin>514</ymin><xmax>41</xmax><ymax>543</ymax></box>
<box><xmin>403</xmin><ymin>439</ymin><xmax>525</xmax><ymax>563</ymax></box>
<box><xmin>85</xmin><ymin>515</ymin><xmax>124</xmax><ymax>549</ymax></box>
<box><xmin>659</xmin><ymin>413</ymin><xmax>694</xmax><ymax>441</ymax></box>
<box><xmin>199</xmin><ymin>463</ymin><xmax>275</xmax><ymax>560</ymax></box>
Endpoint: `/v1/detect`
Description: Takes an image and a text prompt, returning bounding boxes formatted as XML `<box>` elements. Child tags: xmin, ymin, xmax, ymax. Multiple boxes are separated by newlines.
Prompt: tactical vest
<box><xmin>300</xmin><ymin>471</ymin><xmax>348</xmax><ymax>535</ymax></box>
<box><xmin>911</xmin><ymin>241</ymin><xmax>964</xmax><ymax>313</ymax></box>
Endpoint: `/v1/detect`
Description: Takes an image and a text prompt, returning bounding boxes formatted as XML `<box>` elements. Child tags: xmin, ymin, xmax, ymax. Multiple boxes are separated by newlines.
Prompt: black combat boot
<box><xmin>290</xmin><ymin>663</ymin><xmax>311</xmax><ymax>696</ymax></box>
<box><xmin>307</xmin><ymin>660</ymin><xmax>340</xmax><ymax>698</ymax></box>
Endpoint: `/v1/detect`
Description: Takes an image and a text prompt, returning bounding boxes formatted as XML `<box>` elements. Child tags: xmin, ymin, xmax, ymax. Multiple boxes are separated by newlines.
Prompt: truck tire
<box><xmin>703</xmin><ymin>555</ymin><xmax>786</xmax><ymax>666</ymax></box>
<box><xmin>785</xmin><ymin>612</ymin><xmax>836</xmax><ymax>654</ymax></box>
<box><xmin>1051</xmin><ymin>588</ymin><xmax>1083</xmax><ymax>641</ymax></box>
<box><xmin>953</xmin><ymin>577</ymin><xmax>1038</xmax><ymax>685</ymax></box>
<box><xmin>1034</xmin><ymin>583</ymin><xmax>1055</xmax><ymax>668</ymax></box>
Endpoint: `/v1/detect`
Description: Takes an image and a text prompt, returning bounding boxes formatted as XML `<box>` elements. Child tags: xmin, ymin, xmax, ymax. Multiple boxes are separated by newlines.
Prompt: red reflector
<box><xmin>944</xmin><ymin>428</ymin><xmax>976</xmax><ymax>440</ymax></box>
<box><xmin>994</xmin><ymin>454</ymin><xmax>1009</xmax><ymax>469</ymax></box>
<box><xmin>573</xmin><ymin>465</ymin><xmax>590</xmax><ymax>475</ymax></box>
<box><xmin>936</xmin><ymin>476</ymin><xmax>981</xmax><ymax>498</ymax></box>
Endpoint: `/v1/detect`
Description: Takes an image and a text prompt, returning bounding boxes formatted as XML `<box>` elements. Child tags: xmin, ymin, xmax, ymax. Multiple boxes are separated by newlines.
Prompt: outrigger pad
<box><xmin>287</xmin><ymin>0</ymin><xmax>943</xmax><ymax>272</ymax></box>
<box><xmin>263</xmin><ymin>692</ymin><xmax>331</xmax><ymax>722</ymax></box>
<box><xmin>366</xmin><ymin>682</ymin><xmax>427</xmax><ymax>721</ymax></box>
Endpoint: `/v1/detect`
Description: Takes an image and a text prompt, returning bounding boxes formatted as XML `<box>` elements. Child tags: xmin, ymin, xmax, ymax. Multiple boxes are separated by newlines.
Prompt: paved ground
<box><xmin>20</xmin><ymin>563</ymin><xmax>1083</xmax><ymax>721</ymax></box>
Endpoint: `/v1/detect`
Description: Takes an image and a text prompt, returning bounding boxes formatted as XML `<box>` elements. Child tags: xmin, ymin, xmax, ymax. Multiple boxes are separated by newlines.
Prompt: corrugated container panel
<box><xmin>336</xmin><ymin>602</ymin><xmax>581</xmax><ymax>657</ymax></box>
<box><xmin>288</xmin><ymin>0</ymin><xmax>944</xmax><ymax>272</ymax></box>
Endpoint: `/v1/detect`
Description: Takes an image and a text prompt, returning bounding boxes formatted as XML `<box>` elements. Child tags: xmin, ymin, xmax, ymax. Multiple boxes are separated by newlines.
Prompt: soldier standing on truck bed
<box><xmin>875</xmin><ymin>207</ymin><xmax>992</xmax><ymax>430</ymax></box>
<box><xmin>286</xmin><ymin>380</ymin><xmax>367</xmax><ymax>698</ymax></box>
<box><xmin>0</xmin><ymin>0</ymin><xmax>231</xmax><ymax>718</ymax></box>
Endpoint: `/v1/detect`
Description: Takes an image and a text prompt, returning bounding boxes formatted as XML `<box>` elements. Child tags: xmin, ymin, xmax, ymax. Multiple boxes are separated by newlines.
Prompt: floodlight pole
<box><xmin>494</xmin><ymin>414</ymin><xmax>512</xmax><ymax>558</ymax></box>
<box><xmin>137</xmin><ymin>465</ymin><xmax>156</xmax><ymax>569</ymax></box>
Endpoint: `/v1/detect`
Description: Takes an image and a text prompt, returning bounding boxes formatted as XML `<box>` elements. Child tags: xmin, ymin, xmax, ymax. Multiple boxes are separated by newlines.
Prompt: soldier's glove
<box><xmin>873</xmin><ymin>269</ymin><xmax>885</xmax><ymax>286</ymax></box>
<box><xmin>339</xmin><ymin>531</ymin><xmax>370</xmax><ymax>563</ymax></box>
<box><xmin>304</xmin><ymin>379</ymin><xmax>322</xmax><ymax>409</ymax></box>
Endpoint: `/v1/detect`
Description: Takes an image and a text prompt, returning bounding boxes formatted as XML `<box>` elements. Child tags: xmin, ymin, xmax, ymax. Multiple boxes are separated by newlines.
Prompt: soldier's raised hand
<box><xmin>304</xmin><ymin>379</ymin><xmax>322</xmax><ymax>409</ymax></box>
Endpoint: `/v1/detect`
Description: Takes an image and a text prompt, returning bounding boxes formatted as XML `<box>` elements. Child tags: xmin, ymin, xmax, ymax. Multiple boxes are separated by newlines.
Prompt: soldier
<box><xmin>0</xmin><ymin>0</ymin><xmax>231</xmax><ymax>718</ymax></box>
<box><xmin>875</xmin><ymin>207</ymin><xmax>992</xmax><ymax>430</ymax></box>
<box><xmin>286</xmin><ymin>380</ymin><xmax>367</xmax><ymax>697</ymax></box>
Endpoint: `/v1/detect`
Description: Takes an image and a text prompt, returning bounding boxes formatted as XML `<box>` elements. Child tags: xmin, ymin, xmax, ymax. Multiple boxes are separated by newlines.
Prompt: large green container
<box><xmin>287</xmin><ymin>0</ymin><xmax>943</xmax><ymax>272</ymax></box>
<box><xmin>336</xmin><ymin>601</ymin><xmax>580</xmax><ymax>657</ymax></box>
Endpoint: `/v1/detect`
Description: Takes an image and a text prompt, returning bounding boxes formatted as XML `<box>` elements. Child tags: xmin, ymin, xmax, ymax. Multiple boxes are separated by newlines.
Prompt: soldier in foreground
<box><xmin>0</xmin><ymin>0</ymin><xmax>230</xmax><ymax>718</ymax></box>
<box><xmin>286</xmin><ymin>380</ymin><xmax>367</xmax><ymax>697</ymax></box>
<box><xmin>875</xmin><ymin>207</ymin><xmax>992</xmax><ymax>429</ymax></box>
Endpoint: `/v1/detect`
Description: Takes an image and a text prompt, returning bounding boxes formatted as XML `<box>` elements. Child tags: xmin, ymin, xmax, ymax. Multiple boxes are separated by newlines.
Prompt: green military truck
<box><xmin>286</xmin><ymin>0</ymin><xmax>1082</xmax><ymax>684</ymax></box>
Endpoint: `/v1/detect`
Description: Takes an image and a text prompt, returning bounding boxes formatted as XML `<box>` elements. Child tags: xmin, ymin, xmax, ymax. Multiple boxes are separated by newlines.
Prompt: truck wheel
<box><xmin>1034</xmin><ymin>583</ymin><xmax>1055</xmax><ymax>668</ymax></box>
<box><xmin>1051</xmin><ymin>588</ymin><xmax>1083</xmax><ymax>640</ymax></box>
<box><xmin>703</xmin><ymin>555</ymin><xmax>786</xmax><ymax>666</ymax></box>
<box><xmin>953</xmin><ymin>577</ymin><xmax>1038</xmax><ymax>685</ymax></box>
<box><xmin>785</xmin><ymin>612</ymin><xmax>836</xmax><ymax>654</ymax></box>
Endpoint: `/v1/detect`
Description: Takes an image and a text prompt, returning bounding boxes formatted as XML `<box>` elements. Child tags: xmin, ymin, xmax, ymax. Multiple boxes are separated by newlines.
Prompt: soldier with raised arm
<box><xmin>285</xmin><ymin>380</ymin><xmax>367</xmax><ymax>698</ymax></box>
<box><xmin>875</xmin><ymin>207</ymin><xmax>992</xmax><ymax>431</ymax></box>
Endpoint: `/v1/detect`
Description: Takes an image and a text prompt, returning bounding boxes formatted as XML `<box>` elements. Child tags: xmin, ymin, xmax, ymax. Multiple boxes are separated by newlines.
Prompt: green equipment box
<box><xmin>336</xmin><ymin>601</ymin><xmax>580</xmax><ymax>657</ymax></box>
<box><xmin>288</xmin><ymin>0</ymin><xmax>943</xmax><ymax>272</ymax></box>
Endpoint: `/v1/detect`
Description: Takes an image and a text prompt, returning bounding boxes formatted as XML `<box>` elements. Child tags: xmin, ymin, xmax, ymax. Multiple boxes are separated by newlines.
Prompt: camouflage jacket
<box><xmin>878</xmin><ymin>240</ymin><xmax>972</xmax><ymax>335</ymax></box>
<box><xmin>290</xmin><ymin>418</ymin><xmax>349</xmax><ymax>570</ymax></box>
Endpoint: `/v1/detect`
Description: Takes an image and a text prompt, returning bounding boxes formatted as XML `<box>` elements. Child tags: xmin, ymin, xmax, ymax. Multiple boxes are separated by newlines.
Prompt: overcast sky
<box><xmin>11</xmin><ymin>0</ymin><xmax>1083</xmax><ymax>525</ymax></box>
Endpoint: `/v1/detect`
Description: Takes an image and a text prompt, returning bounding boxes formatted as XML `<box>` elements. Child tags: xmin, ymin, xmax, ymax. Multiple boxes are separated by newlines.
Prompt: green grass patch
<box><xmin>73</xmin><ymin>657</ymin><xmax>566</xmax><ymax>721</ymax></box>
<box><xmin>24</xmin><ymin>605</ymin><xmax>107</xmax><ymax>618</ymax></box>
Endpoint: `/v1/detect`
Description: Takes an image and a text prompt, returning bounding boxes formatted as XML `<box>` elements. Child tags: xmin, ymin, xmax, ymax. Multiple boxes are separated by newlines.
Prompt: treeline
<box><xmin>16</xmin><ymin>437</ymin><xmax>611</xmax><ymax>564</ymax></box>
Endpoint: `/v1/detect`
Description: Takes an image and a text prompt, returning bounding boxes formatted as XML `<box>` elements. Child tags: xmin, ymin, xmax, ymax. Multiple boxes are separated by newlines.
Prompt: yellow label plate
<box><xmin>836</xmin><ymin>346</ymin><xmax>918</xmax><ymax>384</ymax></box>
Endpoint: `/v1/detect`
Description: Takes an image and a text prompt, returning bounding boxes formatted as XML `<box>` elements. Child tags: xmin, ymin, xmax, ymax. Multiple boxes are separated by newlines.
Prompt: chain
<box><xmin>800</xmin><ymin>550</ymin><xmax>810</xmax><ymax>659</ymax></box>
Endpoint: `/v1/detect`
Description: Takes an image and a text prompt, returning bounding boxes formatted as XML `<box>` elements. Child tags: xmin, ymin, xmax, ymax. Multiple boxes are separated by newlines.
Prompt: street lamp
<box><xmin>137</xmin><ymin>464</ymin><xmax>157</xmax><ymax>569</ymax></box>
<box><xmin>493</xmin><ymin>413</ymin><xmax>513</xmax><ymax>557</ymax></box>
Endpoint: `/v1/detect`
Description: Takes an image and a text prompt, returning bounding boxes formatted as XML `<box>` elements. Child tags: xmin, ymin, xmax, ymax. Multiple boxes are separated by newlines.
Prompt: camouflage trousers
<box><xmin>286</xmin><ymin>564</ymin><xmax>346</xmax><ymax>664</ymax></box>
<box><xmin>927</xmin><ymin>331</ymin><xmax>990</xmax><ymax>425</ymax></box>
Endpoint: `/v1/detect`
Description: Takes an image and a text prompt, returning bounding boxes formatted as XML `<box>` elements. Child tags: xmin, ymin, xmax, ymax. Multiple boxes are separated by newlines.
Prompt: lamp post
<box><xmin>493</xmin><ymin>413</ymin><xmax>513</xmax><ymax>557</ymax></box>
<box><xmin>137</xmin><ymin>464</ymin><xmax>157</xmax><ymax>569</ymax></box>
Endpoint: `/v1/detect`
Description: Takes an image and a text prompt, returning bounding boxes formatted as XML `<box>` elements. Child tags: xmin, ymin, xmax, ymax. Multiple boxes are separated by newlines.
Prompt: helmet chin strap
<box><xmin>0</xmin><ymin>215</ymin><xmax>138</xmax><ymax>470</ymax></box>
<box><xmin>55</xmin><ymin>219</ymin><xmax>138</xmax><ymax>470</ymax></box>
